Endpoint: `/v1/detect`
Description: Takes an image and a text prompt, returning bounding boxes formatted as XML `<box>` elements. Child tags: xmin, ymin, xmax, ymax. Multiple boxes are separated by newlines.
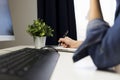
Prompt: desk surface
<box><xmin>0</xmin><ymin>45</ymin><xmax>120</xmax><ymax>80</ymax></box>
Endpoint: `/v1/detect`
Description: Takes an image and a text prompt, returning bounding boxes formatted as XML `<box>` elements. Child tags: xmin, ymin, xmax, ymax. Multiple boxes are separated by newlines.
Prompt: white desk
<box><xmin>0</xmin><ymin>45</ymin><xmax>120</xmax><ymax>80</ymax></box>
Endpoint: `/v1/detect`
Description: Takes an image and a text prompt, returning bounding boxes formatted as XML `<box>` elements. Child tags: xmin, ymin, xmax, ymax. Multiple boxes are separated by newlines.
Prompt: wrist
<box><xmin>71</xmin><ymin>41</ymin><xmax>82</xmax><ymax>48</ymax></box>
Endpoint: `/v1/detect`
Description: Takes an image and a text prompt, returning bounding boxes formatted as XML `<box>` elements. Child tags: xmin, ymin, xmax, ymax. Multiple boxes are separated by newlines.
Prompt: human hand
<box><xmin>58</xmin><ymin>37</ymin><xmax>82</xmax><ymax>48</ymax></box>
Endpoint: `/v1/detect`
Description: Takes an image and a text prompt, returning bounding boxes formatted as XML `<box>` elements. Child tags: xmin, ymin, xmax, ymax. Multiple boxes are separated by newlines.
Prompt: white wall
<box><xmin>74</xmin><ymin>0</ymin><xmax>116</xmax><ymax>41</ymax></box>
<box><xmin>0</xmin><ymin>0</ymin><xmax>37</xmax><ymax>49</ymax></box>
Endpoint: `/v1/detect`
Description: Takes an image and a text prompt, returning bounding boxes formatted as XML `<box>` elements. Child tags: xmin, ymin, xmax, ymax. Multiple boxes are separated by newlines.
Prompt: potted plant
<box><xmin>26</xmin><ymin>19</ymin><xmax>54</xmax><ymax>49</ymax></box>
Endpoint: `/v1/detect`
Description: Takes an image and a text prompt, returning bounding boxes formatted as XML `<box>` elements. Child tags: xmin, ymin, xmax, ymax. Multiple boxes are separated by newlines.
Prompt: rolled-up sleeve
<box><xmin>86</xmin><ymin>18</ymin><xmax>109</xmax><ymax>44</ymax></box>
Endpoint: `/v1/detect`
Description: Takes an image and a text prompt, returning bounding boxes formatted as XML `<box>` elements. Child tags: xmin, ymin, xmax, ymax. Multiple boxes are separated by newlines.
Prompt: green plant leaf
<box><xmin>26</xmin><ymin>19</ymin><xmax>54</xmax><ymax>37</ymax></box>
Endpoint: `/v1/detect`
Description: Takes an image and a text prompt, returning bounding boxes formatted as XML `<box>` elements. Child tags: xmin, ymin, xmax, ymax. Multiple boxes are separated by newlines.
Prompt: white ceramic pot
<box><xmin>34</xmin><ymin>36</ymin><xmax>46</xmax><ymax>49</ymax></box>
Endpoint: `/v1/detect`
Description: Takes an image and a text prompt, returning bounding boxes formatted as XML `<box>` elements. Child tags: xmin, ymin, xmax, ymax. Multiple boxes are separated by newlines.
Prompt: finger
<box><xmin>61</xmin><ymin>43</ymin><xmax>70</xmax><ymax>48</ymax></box>
<box><xmin>58</xmin><ymin>38</ymin><xmax>65</xmax><ymax>43</ymax></box>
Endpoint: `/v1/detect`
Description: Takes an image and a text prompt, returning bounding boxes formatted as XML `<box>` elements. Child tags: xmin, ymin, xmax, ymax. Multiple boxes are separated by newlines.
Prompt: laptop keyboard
<box><xmin>0</xmin><ymin>47</ymin><xmax>59</xmax><ymax>80</ymax></box>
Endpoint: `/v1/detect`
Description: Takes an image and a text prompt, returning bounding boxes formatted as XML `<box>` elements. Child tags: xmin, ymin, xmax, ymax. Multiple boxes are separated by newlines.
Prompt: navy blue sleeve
<box><xmin>73</xmin><ymin>17</ymin><xmax>120</xmax><ymax>69</ymax></box>
<box><xmin>89</xmin><ymin>15</ymin><xmax>120</xmax><ymax>69</ymax></box>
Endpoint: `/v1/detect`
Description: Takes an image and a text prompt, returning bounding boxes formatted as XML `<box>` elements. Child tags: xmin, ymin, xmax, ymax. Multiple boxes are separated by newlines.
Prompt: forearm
<box><xmin>88</xmin><ymin>0</ymin><xmax>103</xmax><ymax>21</ymax></box>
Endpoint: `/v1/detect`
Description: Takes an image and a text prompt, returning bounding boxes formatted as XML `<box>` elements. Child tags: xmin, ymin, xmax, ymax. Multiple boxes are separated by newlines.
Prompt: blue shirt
<box><xmin>73</xmin><ymin>0</ymin><xmax>120</xmax><ymax>69</ymax></box>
